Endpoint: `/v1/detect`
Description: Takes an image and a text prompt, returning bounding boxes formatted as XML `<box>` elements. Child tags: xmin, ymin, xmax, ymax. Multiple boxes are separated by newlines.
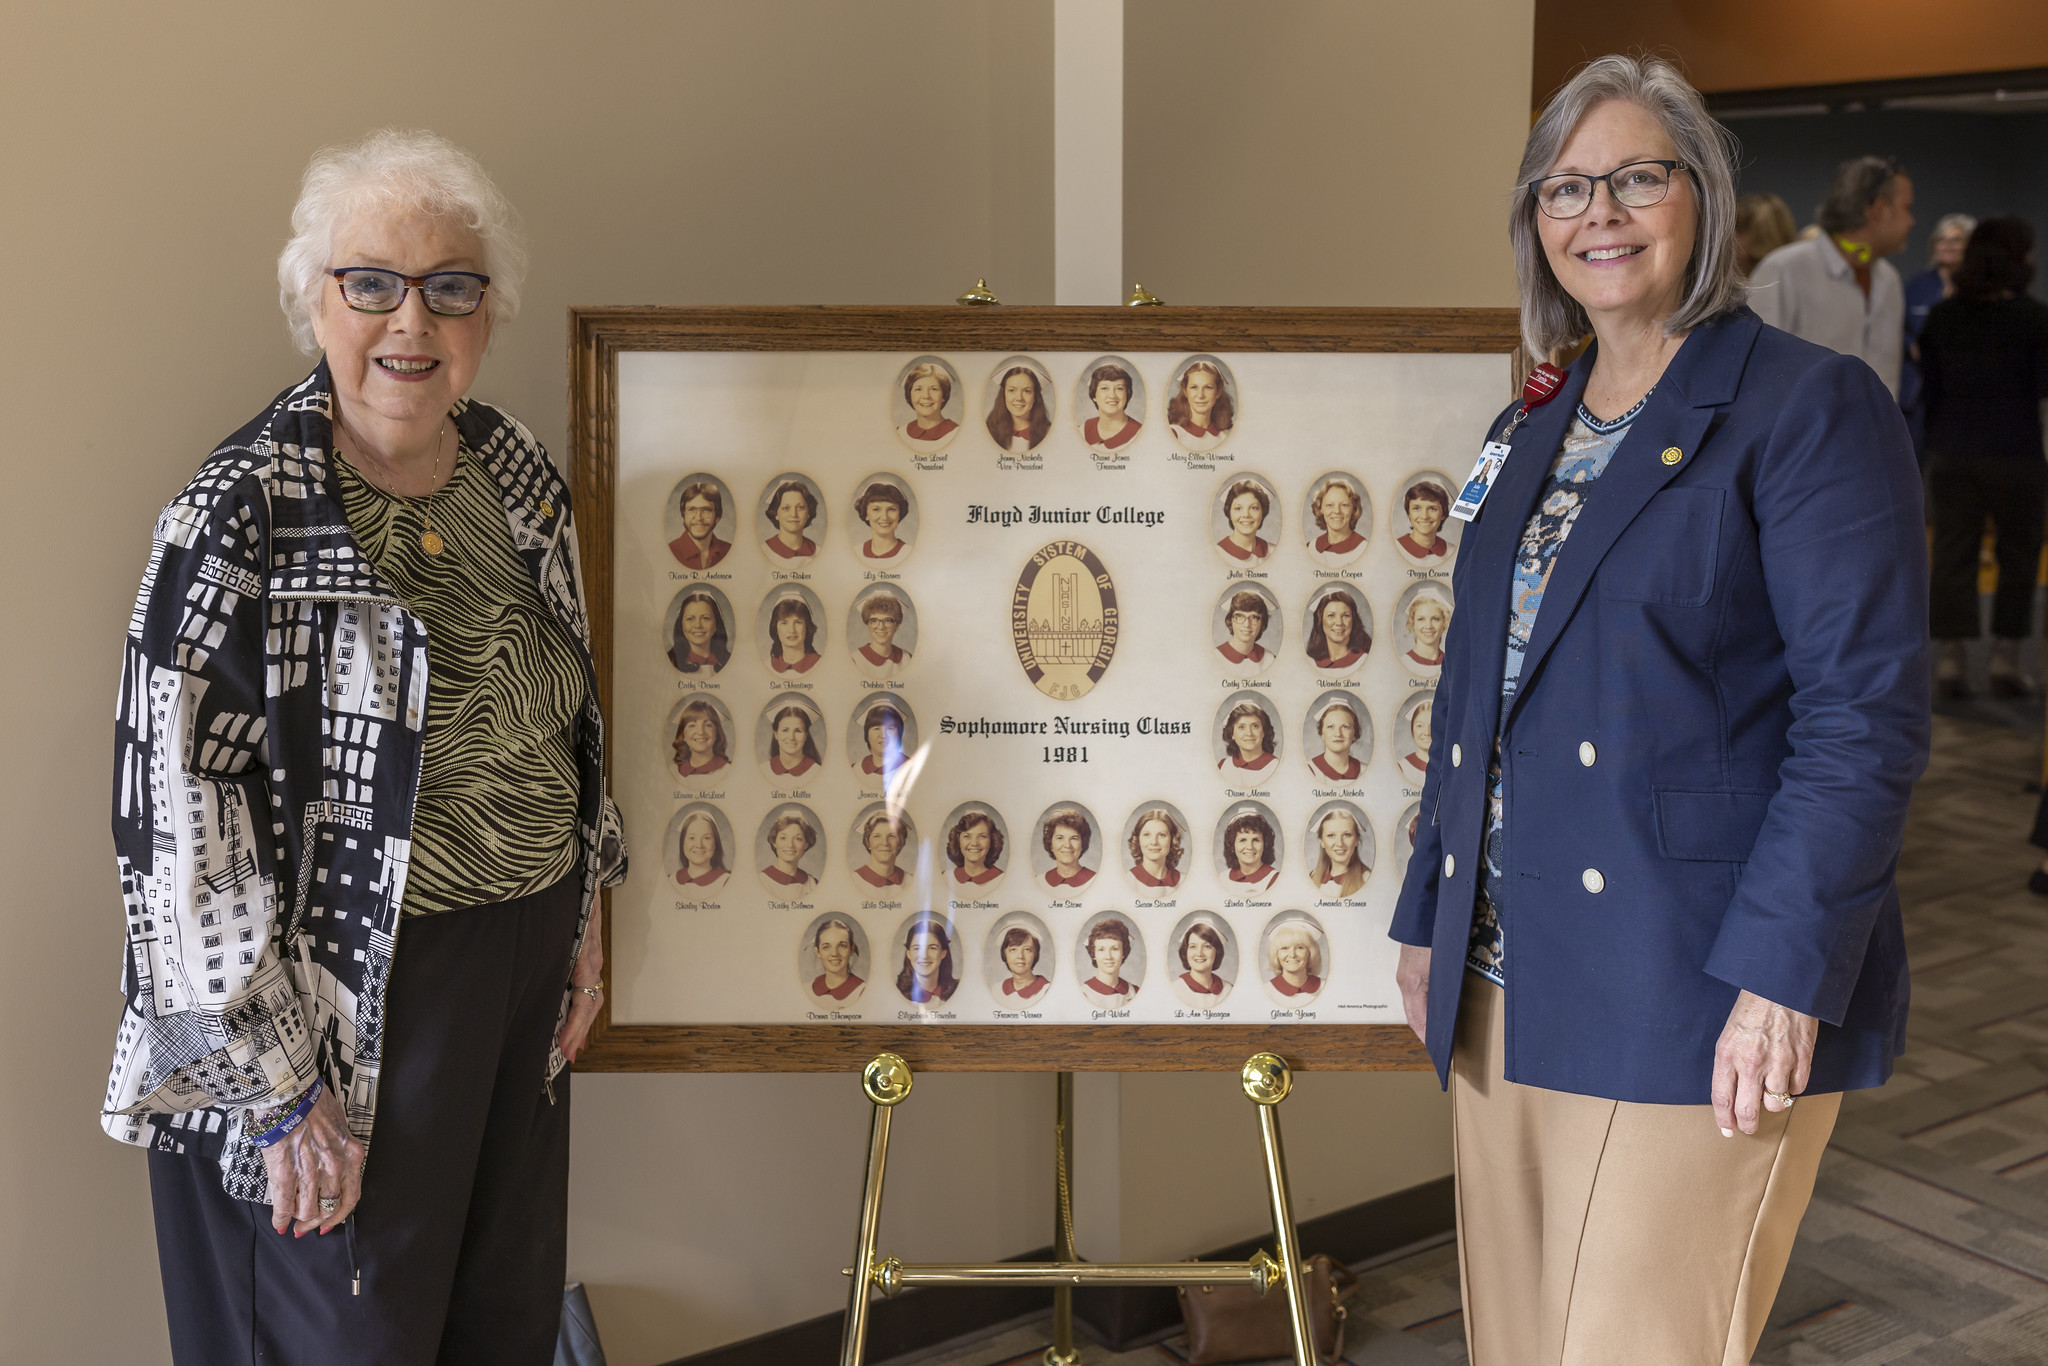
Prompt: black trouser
<box><xmin>1928</xmin><ymin>454</ymin><xmax>2048</xmax><ymax>640</ymax></box>
<box><xmin>150</xmin><ymin>874</ymin><xmax>581</xmax><ymax>1366</ymax></box>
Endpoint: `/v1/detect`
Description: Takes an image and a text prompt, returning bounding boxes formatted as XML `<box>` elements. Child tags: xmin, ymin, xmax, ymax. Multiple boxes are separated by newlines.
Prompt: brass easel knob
<box><xmin>1125</xmin><ymin>283</ymin><xmax>1164</xmax><ymax>307</ymax></box>
<box><xmin>956</xmin><ymin>278</ymin><xmax>1000</xmax><ymax>306</ymax></box>
<box><xmin>1247</xmin><ymin>1248</ymin><xmax>1282</xmax><ymax>1292</ymax></box>
<box><xmin>862</xmin><ymin>1052</ymin><xmax>915</xmax><ymax>1106</ymax></box>
<box><xmin>1241</xmin><ymin>1053</ymin><xmax>1292</xmax><ymax>1106</ymax></box>
<box><xmin>873</xmin><ymin>1255</ymin><xmax>906</xmax><ymax>1296</ymax></box>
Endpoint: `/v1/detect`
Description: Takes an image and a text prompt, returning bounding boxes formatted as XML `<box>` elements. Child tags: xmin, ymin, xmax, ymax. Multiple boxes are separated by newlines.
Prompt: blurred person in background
<box><xmin>1921</xmin><ymin>216</ymin><xmax>2048</xmax><ymax>701</ymax></box>
<box><xmin>1749</xmin><ymin>156</ymin><xmax>1914</xmax><ymax>398</ymax></box>
<box><xmin>1733</xmin><ymin>192</ymin><xmax>1795</xmax><ymax>276</ymax></box>
<box><xmin>1902</xmin><ymin>214</ymin><xmax>1977</xmax><ymax>461</ymax></box>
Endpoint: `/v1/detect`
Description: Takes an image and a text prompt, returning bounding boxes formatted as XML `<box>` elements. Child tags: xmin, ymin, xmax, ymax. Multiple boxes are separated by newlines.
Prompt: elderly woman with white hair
<box><xmin>1389</xmin><ymin>56</ymin><xmax>1927</xmax><ymax>1365</ymax></box>
<box><xmin>102</xmin><ymin>129</ymin><xmax>625</xmax><ymax>1364</ymax></box>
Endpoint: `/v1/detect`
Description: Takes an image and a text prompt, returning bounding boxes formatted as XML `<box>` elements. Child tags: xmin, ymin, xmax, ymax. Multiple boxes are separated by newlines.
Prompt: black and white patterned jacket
<box><xmin>103</xmin><ymin>363</ymin><xmax>626</xmax><ymax>1200</ymax></box>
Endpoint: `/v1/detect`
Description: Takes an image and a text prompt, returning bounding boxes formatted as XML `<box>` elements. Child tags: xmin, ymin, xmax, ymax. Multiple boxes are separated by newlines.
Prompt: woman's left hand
<box><xmin>1711</xmin><ymin>989</ymin><xmax>1817</xmax><ymax>1136</ymax></box>
<box><xmin>556</xmin><ymin>900</ymin><xmax>605</xmax><ymax>1064</ymax></box>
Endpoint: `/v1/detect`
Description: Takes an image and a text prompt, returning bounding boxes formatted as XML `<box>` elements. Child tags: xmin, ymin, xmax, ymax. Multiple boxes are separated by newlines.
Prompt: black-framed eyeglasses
<box><xmin>330</xmin><ymin>268</ymin><xmax>491</xmax><ymax>316</ymax></box>
<box><xmin>1527</xmin><ymin>160</ymin><xmax>1688</xmax><ymax>219</ymax></box>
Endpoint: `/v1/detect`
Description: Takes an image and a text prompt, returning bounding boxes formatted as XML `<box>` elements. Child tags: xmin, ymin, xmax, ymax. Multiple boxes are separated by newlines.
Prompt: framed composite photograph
<box><xmin>569</xmin><ymin>306</ymin><xmax>1522</xmax><ymax>1072</ymax></box>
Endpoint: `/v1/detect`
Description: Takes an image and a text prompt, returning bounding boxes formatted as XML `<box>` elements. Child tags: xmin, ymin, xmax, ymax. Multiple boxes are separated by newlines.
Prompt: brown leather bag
<box><xmin>1176</xmin><ymin>1253</ymin><xmax>1355</xmax><ymax>1364</ymax></box>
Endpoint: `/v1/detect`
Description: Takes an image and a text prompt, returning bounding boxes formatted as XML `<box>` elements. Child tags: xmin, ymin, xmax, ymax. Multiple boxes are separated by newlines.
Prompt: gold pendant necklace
<box><xmin>338</xmin><ymin>413</ymin><xmax>451</xmax><ymax>557</ymax></box>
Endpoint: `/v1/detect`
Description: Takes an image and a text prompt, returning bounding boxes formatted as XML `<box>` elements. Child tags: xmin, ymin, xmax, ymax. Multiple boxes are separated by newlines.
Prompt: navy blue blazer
<box><xmin>1388</xmin><ymin>308</ymin><xmax>1929</xmax><ymax>1104</ymax></box>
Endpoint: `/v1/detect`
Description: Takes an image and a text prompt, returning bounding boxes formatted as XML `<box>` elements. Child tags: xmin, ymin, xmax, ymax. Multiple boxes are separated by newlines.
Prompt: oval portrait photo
<box><xmin>1395</xmin><ymin>801</ymin><xmax>1423</xmax><ymax>881</ymax></box>
<box><xmin>1395</xmin><ymin>581</ymin><xmax>1454</xmax><ymax>680</ymax></box>
<box><xmin>892</xmin><ymin>356</ymin><xmax>965</xmax><ymax>455</ymax></box>
<box><xmin>892</xmin><ymin>911</ymin><xmax>962</xmax><ymax>1008</ymax></box>
<box><xmin>666</xmin><ymin>693</ymin><xmax>736</xmax><ymax>785</ymax></box>
<box><xmin>1302</xmin><ymin>691</ymin><xmax>1373</xmax><ymax>784</ymax></box>
<box><xmin>1307</xmin><ymin>801</ymin><xmax>1375</xmax><ymax>903</ymax></box>
<box><xmin>1074</xmin><ymin>356</ymin><xmax>1146</xmax><ymax>455</ymax></box>
<box><xmin>1214</xmin><ymin>691</ymin><xmax>1282</xmax><ymax>783</ymax></box>
<box><xmin>847</xmin><ymin>584</ymin><xmax>918</xmax><ymax>679</ymax></box>
<box><xmin>1166</xmin><ymin>355</ymin><xmax>1238</xmax><ymax>453</ymax></box>
<box><xmin>757</xmin><ymin>472</ymin><xmax>826</xmax><ymax>568</ymax></box>
<box><xmin>1302</xmin><ymin>472</ymin><xmax>1371</xmax><ymax>567</ymax></box>
<box><xmin>1393</xmin><ymin>471</ymin><xmax>1459</xmax><ymax>570</ymax></box>
<box><xmin>1215</xmin><ymin>801</ymin><xmax>1283</xmax><ymax>894</ymax></box>
<box><xmin>798</xmin><ymin>913</ymin><xmax>871</xmax><ymax>1010</ymax></box>
<box><xmin>664</xmin><ymin>584</ymin><xmax>734</xmax><ymax>677</ymax></box>
<box><xmin>1395</xmin><ymin>690</ymin><xmax>1436</xmax><ymax>788</ymax></box>
<box><xmin>1031</xmin><ymin>801</ymin><xmax>1103</xmax><ymax>891</ymax></box>
<box><xmin>849</xmin><ymin>803</ymin><xmax>919</xmax><ymax>894</ymax></box>
<box><xmin>1168</xmin><ymin>913</ymin><xmax>1239</xmax><ymax>1009</ymax></box>
<box><xmin>1212</xmin><ymin>581</ymin><xmax>1282</xmax><ymax>678</ymax></box>
<box><xmin>850</xmin><ymin>472</ymin><xmax>918</xmax><ymax>567</ymax></box>
<box><xmin>757</xmin><ymin>802</ymin><xmax>826</xmax><ymax>894</ymax></box>
<box><xmin>848</xmin><ymin>693</ymin><xmax>919</xmax><ymax>785</ymax></box>
<box><xmin>755</xmin><ymin>692</ymin><xmax>826</xmax><ymax>787</ymax></box>
<box><xmin>1212</xmin><ymin>473</ymin><xmax>1280</xmax><ymax>568</ymax></box>
<box><xmin>1123</xmin><ymin>800</ymin><xmax>1194</xmax><ymax>893</ymax></box>
<box><xmin>664</xmin><ymin>473</ymin><xmax>737</xmax><ymax>572</ymax></box>
<box><xmin>943</xmin><ymin>801</ymin><xmax>1010</xmax><ymax>894</ymax></box>
<box><xmin>666</xmin><ymin>803</ymin><xmax>736</xmax><ymax>895</ymax></box>
<box><xmin>1076</xmin><ymin>911</ymin><xmax>1147</xmax><ymax>1010</ymax></box>
<box><xmin>1303</xmin><ymin>583</ymin><xmax>1373</xmax><ymax>677</ymax></box>
<box><xmin>756</xmin><ymin>583</ymin><xmax>827</xmax><ymax>677</ymax></box>
<box><xmin>984</xmin><ymin>355</ymin><xmax>1057</xmax><ymax>455</ymax></box>
<box><xmin>985</xmin><ymin>911</ymin><xmax>1057</xmax><ymax>1007</ymax></box>
<box><xmin>1261</xmin><ymin>913</ymin><xmax>1329</xmax><ymax>1007</ymax></box>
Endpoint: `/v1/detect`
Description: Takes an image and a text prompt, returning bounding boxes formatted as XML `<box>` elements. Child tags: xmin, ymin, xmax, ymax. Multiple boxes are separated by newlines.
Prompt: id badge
<box><xmin>1449</xmin><ymin>441</ymin><xmax>1513</xmax><ymax>522</ymax></box>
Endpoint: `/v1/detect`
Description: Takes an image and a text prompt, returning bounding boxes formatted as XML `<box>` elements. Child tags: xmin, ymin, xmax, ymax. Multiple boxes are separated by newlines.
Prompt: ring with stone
<box><xmin>1764</xmin><ymin>1090</ymin><xmax>1793</xmax><ymax>1109</ymax></box>
<box><xmin>319</xmin><ymin>1196</ymin><xmax>340</xmax><ymax>1216</ymax></box>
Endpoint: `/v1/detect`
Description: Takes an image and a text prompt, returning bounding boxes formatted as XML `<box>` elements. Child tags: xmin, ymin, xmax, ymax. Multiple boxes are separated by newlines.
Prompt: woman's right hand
<box><xmin>260</xmin><ymin>1085</ymin><xmax>366</xmax><ymax>1237</ymax></box>
<box><xmin>1396</xmin><ymin>943</ymin><xmax>1432</xmax><ymax>1046</ymax></box>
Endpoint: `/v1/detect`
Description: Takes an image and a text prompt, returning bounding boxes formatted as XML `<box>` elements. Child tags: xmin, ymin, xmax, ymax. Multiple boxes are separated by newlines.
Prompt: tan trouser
<box><xmin>1450</xmin><ymin>977</ymin><xmax>1840</xmax><ymax>1366</ymax></box>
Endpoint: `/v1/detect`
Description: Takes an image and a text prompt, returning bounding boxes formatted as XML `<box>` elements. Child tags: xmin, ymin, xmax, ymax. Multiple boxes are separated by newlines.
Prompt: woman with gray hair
<box><xmin>1389</xmin><ymin>55</ymin><xmax>1926</xmax><ymax>1364</ymax></box>
<box><xmin>104</xmin><ymin>128</ymin><xmax>625</xmax><ymax>1363</ymax></box>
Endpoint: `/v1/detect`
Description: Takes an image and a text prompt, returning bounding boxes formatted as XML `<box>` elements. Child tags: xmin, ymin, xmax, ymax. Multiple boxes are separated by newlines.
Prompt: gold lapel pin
<box><xmin>540</xmin><ymin>500</ymin><xmax>554</xmax><ymax>519</ymax></box>
<box><xmin>1660</xmin><ymin>447</ymin><xmax>1683</xmax><ymax>466</ymax></box>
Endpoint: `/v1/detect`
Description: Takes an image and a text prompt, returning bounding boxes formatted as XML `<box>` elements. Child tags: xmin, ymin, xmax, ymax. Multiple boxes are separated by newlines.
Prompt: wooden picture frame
<box><xmin>569</xmin><ymin>305</ymin><xmax>1521</xmax><ymax>1073</ymax></box>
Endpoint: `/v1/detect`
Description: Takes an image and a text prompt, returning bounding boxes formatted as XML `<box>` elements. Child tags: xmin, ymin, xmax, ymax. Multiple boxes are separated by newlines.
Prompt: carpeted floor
<box><xmin>876</xmin><ymin>712</ymin><xmax>2048</xmax><ymax>1366</ymax></box>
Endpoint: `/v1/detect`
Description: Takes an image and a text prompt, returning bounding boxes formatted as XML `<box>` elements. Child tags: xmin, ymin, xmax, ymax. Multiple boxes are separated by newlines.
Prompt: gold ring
<box><xmin>1764</xmin><ymin>1090</ymin><xmax>1793</xmax><ymax>1108</ymax></box>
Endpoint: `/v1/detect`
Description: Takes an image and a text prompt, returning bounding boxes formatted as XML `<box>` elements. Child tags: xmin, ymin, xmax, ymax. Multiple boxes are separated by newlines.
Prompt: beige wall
<box><xmin>0</xmin><ymin>3</ymin><xmax>1528</xmax><ymax>1363</ymax></box>
<box><xmin>1125</xmin><ymin>0</ymin><xmax>1531</xmax><ymax>308</ymax></box>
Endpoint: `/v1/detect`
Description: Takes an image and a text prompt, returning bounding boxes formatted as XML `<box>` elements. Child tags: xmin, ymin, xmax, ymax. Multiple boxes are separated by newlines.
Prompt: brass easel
<box><xmin>838</xmin><ymin>1052</ymin><xmax>1317</xmax><ymax>1366</ymax></box>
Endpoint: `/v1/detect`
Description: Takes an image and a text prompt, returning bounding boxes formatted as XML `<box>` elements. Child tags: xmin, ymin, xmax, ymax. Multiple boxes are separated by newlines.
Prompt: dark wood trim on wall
<box><xmin>659</xmin><ymin>1176</ymin><xmax>1456</xmax><ymax>1366</ymax></box>
<box><xmin>1705</xmin><ymin>65</ymin><xmax>2048</xmax><ymax>116</ymax></box>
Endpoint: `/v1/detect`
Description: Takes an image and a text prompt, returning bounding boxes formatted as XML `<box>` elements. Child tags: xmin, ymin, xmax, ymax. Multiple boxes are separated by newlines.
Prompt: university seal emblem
<box><xmin>1012</xmin><ymin>540</ymin><xmax>1119</xmax><ymax>700</ymax></box>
